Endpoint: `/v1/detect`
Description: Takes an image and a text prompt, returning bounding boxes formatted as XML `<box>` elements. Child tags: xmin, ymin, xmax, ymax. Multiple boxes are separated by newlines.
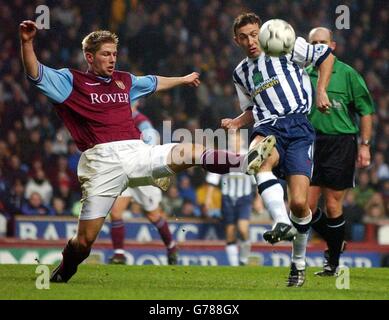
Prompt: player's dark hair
<box><xmin>233</xmin><ymin>13</ymin><xmax>262</xmax><ymax>35</ymax></box>
<box><xmin>82</xmin><ymin>30</ymin><xmax>119</xmax><ymax>54</ymax></box>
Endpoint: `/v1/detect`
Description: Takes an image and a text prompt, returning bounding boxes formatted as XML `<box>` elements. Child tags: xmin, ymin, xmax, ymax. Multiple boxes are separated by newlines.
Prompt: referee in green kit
<box><xmin>306</xmin><ymin>27</ymin><xmax>375</xmax><ymax>276</ymax></box>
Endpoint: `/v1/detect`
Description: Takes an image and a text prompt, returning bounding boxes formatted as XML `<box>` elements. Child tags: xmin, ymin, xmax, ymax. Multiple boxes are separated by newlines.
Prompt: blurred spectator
<box><xmin>343</xmin><ymin>190</ymin><xmax>365</xmax><ymax>240</ymax></box>
<box><xmin>174</xmin><ymin>199</ymin><xmax>201</xmax><ymax>218</ymax></box>
<box><xmin>161</xmin><ymin>185</ymin><xmax>183</xmax><ymax>216</ymax></box>
<box><xmin>52</xmin><ymin>197</ymin><xmax>71</xmax><ymax>216</ymax></box>
<box><xmin>25</xmin><ymin>168</ymin><xmax>53</xmax><ymax>206</ymax></box>
<box><xmin>353</xmin><ymin>170</ymin><xmax>376</xmax><ymax>209</ymax></box>
<box><xmin>21</xmin><ymin>192</ymin><xmax>53</xmax><ymax>216</ymax></box>
<box><xmin>6</xmin><ymin>178</ymin><xmax>27</xmax><ymax>216</ymax></box>
<box><xmin>178</xmin><ymin>175</ymin><xmax>198</xmax><ymax>205</ymax></box>
<box><xmin>363</xmin><ymin>204</ymin><xmax>389</xmax><ymax>226</ymax></box>
<box><xmin>67</xmin><ymin>141</ymin><xmax>81</xmax><ymax>174</ymax></box>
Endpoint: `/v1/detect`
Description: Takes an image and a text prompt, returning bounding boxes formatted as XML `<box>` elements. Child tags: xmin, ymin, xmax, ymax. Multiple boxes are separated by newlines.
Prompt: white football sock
<box><xmin>290</xmin><ymin>211</ymin><xmax>312</xmax><ymax>270</ymax></box>
<box><xmin>239</xmin><ymin>240</ymin><xmax>251</xmax><ymax>265</ymax></box>
<box><xmin>226</xmin><ymin>243</ymin><xmax>239</xmax><ymax>266</ymax></box>
<box><xmin>256</xmin><ymin>172</ymin><xmax>290</xmax><ymax>225</ymax></box>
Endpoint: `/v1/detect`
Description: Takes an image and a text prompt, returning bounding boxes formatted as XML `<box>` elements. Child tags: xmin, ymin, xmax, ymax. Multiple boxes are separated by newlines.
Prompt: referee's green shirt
<box><xmin>306</xmin><ymin>57</ymin><xmax>375</xmax><ymax>135</ymax></box>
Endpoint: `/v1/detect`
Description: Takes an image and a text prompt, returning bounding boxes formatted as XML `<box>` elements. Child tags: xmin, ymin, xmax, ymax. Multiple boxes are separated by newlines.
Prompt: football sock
<box><xmin>311</xmin><ymin>208</ymin><xmax>328</xmax><ymax>241</ymax></box>
<box><xmin>290</xmin><ymin>212</ymin><xmax>312</xmax><ymax>270</ymax></box>
<box><xmin>239</xmin><ymin>240</ymin><xmax>251</xmax><ymax>265</ymax></box>
<box><xmin>326</xmin><ymin>214</ymin><xmax>346</xmax><ymax>267</ymax></box>
<box><xmin>58</xmin><ymin>239</ymin><xmax>91</xmax><ymax>281</ymax></box>
<box><xmin>226</xmin><ymin>242</ymin><xmax>239</xmax><ymax>266</ymax></box>
<box><xmin>111</xmin><ymin>219</ymin><xmax>125</xmax><ymax>253</ymax></box>
<box><xmin>153</xmin><ymin>217</ymin><xmax>174</xmax><ymax>248</ymax></box>
<box><xmin>256</xmin><ymin>172</ymin><xmax>291</xmax><ymax>225</ymax></box>
<box><xmin>200</xmin><ymin>149</ymin><xmax>242</xmax><ymax>174</ymax></box>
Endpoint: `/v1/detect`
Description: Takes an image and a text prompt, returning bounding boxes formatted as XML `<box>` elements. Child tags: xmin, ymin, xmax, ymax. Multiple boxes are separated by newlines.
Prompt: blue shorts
<box><xmin>222</xmin><ymin>195</ymin><xmax>253</xmax><ymax>225</ymax></box>
<box><xmin>250</xmin><ymin>114</ymin><xmax>315</xmax><ymax>178</ymax></box>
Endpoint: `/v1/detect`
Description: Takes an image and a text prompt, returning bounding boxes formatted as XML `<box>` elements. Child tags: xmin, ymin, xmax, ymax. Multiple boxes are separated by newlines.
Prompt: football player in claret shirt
<box><xmin>20</xmin><ymin>20</ymin><xmax>273</xmax><ymax>282</ymax></box>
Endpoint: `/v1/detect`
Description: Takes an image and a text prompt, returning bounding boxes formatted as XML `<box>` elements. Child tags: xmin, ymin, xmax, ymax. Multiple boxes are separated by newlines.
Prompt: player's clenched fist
<box><xmin>19</xmin><ymin>20</ymin><xmax>38</xmax><ymax>42</ymax></box>
<box><xmin>183</xmin><ymin>72</ymin><xmax>201</xmax><ymax>87</ymax></box>
<box><xmin>221</xmin><ymin>118</ymin><xmax>239</xmax><ymax>130</ymax></box>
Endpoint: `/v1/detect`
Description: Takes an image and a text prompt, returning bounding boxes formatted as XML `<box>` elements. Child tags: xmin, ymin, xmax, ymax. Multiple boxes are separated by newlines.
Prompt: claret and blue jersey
<box><xmin>28</xmin><ymin>63</ymin><xmax>158</xmax><ymax>151</ymax></box>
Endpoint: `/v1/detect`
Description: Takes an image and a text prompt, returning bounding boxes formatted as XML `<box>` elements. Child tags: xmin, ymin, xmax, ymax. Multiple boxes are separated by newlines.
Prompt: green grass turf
<box><xmin>0</xmin><ymin>264</ymin><xmax>388</xmax><ymax>300</ymax></box>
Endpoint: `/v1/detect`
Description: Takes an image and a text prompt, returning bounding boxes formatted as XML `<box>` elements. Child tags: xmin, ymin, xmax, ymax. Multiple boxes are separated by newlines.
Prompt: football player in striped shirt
<box><xmin>221</xmin><ymin>13</ymin><xmax>335</xmax><ymax>286</ymax></box>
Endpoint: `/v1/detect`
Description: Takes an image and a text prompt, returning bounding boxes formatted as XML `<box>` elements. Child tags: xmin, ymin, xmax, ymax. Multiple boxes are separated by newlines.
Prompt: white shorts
<box><xmin>120</xmin><ymin>185</ymin><xmax>162</xmax><ymax>212</ymax></box>
<box><xmin>77</xmin><ymin>140</ymin><xmax>176</xmax><ymax>220</ymax></box>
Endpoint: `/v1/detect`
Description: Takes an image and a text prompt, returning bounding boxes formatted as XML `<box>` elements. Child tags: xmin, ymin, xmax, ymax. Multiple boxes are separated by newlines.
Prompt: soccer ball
<box><xmin>259</xmin><ymin>19</ymin><xmax>296</xmax><ymax>57</ymax></box>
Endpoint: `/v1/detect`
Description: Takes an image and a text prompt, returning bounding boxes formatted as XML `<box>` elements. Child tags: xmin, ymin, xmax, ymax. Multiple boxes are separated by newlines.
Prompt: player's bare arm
<box><xmin>316</xmin><ymin>53</ymin><xmax>335</xmax><ymax>113</ymax></box>
<box><xmin>357</xmin><ymin>114</ymin><xmax>373</xmax><ymax>168</ymax></box>
<box><xmin>19</xmin><ymin>20</ymin><xmax>39</xmax><ymax>79</ymax></box>
<box><xmin>221</xmin><ymin>110</ymin><xmax>254</xmax><ymax>130</ymax></box>
<box><xmin>156</xmin><ymin>72</ymin><xmax>200</xmax><ymax>91</ymax></box>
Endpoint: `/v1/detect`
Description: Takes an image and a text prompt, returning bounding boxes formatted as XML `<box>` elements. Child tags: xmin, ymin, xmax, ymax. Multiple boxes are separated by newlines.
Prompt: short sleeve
<box><xmin>291</xmin><ymin>37</ymin><xmax>332</xmax><ymax>68</ymax></box>
<box><xmin>348</xmin><ymin>69</ymin><xmax>375</xmax><ymax>116</ymax></box>
<box><xmin>129</xmin><ymin>74</ymin><xmax>158</xmax><ymax>102</ymax></box>
<box><xmin>28</xmin><ymin>63</ymin><xmax>73</xmax><ymax>103</ymax></box>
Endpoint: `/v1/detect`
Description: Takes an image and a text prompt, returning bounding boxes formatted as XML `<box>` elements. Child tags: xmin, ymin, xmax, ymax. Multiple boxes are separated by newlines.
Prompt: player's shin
<box><xmin>256</xmin><ymin>172</ymin><xmax>291</xmax><ymax>225</ymax></box>
<box><xmin>325</xmin><ymin>214</ymin><xmax>346</xmax><ymax>267</ymax></box>
<box><xmin>239</xmin><ymin>240</ymin><xmax>251</xmax><ymax>265</ymax></box>
<box><xmin>111</xmin><ymin>219</ymin><xmax>125</xmax><ymax>253</ymax></box>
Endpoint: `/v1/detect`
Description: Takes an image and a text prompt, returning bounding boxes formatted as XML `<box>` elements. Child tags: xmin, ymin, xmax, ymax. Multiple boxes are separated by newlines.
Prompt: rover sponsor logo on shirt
<box><xmin>90</xmin><ymin>92</ymin><xmax>129</xmax><ymax>104</ymax></box>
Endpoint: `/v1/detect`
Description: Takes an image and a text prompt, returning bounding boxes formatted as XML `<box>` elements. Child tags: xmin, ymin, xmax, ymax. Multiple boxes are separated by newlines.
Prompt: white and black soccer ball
<box><xmin>259</xmin><ymin>19</ymin><xmax>296</xmax><ymax>57</ymax></box>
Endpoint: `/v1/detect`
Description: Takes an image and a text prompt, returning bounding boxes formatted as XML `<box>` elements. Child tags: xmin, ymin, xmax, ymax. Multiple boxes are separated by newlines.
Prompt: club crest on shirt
<box><xmin>115</xmin><ymin>80</ymin><xmax>125</xmax><ymax>90</ymax></box>
<box><xmin>252</xmin><ymin>71</ymin><xmax>264</xmax><ymax>86</ymax></box>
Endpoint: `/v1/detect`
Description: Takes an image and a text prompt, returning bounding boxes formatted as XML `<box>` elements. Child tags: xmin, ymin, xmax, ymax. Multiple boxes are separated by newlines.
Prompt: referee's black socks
<box><xmin>326</xmin><ymin>214</ymin><xmax>346</xmax><ymax>267</ymax></box>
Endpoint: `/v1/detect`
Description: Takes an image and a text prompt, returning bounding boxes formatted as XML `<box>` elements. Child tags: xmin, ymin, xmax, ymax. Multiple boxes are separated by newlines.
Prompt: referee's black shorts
<box><xmin>311</xmin><ymin>134</ymin><xmax>358</xmax><ymax>190</ymax></box>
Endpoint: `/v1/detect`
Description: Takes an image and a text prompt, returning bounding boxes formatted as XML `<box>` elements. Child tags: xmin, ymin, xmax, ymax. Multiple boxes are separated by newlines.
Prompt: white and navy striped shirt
<box><xmin>233</xmin><ymin>37</ymin><xmax>331</xmax><ymax>126</ymax></box>
<box><xmin>206</xmin><ymin>172</ymin><xmax>256</xmax><ymax>199</ymax></box>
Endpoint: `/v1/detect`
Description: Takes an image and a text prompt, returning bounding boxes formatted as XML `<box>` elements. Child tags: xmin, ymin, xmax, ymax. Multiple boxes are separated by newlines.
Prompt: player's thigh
<box><xmin>221</xmin><ymin>196</ymin><xmax>235</xmax><ymax>225</ymax></box>
<box><xmin>78</xmin><ymin>146</ymin><xmax>128</xmax><ymax>199</ymax></box>
<box><xmin>323</xmin><ymin>188</ymin><xmax>347</xmax><ymax>218</ymax></box>
<box><xmin>131</xmin><ymin>143</ymin><xmax>180</xmax><ymax>185</ymax></box>
<box><xmin>111</xmin><ymin>195</ymin><xmax>132</xmax><ymax>220</ymax></box>
<box><xmin>130</xmin><ymin>185</ymin><xmax>162</xmax><ymax>212</ymax></box>
<box><xmin>250</xmin><ymin>135</ymin><xmax>279</xmax><ymax>170</ymax></box>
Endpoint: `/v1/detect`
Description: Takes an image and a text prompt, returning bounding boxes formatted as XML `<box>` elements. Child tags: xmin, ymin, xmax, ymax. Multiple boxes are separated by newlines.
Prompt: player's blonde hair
<box><xmin>82</xmin><ymin>30</ymin><xmax>119</xmax><ymax>54</ymax></box>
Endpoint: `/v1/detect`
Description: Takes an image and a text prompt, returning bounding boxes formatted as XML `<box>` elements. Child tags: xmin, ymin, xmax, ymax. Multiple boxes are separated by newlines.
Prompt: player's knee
<box><xmin>289</xmin><ymin>197</ymin><xmax>308</xmax><ymax>215</ymax></box>
<box><xmin>76</xmin><ymin>236</ymin><xmax>95</xmax><ymax>251</ymax></box>
<box><xmin>325</xmin><ymin>199</ymin><xmax>343</xmax><ymax>217</ymax></box>
<box><xmin>110</xmin><ymin>208</ymin><xmax>122</xmax><ymax>220</ymax></box>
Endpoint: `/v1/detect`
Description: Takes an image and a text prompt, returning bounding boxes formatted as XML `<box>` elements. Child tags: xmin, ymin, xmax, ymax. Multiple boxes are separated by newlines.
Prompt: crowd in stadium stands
<box><xmin>0</xmin><ymin>0</ymin><xmax>388</xmax><ymax>239</ymax></box>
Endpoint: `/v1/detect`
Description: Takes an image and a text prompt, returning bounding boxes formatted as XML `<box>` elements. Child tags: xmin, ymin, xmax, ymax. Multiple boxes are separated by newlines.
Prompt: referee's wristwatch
<box><xmin>360</xmin><ymin>139</ymin><xmax>371</xmax><ymax>146</ymax></box>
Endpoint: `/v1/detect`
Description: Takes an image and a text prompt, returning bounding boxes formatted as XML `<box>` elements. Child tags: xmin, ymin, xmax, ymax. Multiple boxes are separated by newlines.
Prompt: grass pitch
<box><xmin>0</xmin><ymin>264</ymin><xmax>388</xmax><ymax>300</ymax></box>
